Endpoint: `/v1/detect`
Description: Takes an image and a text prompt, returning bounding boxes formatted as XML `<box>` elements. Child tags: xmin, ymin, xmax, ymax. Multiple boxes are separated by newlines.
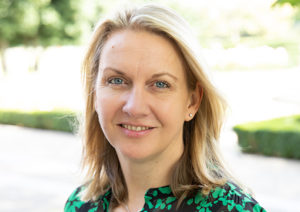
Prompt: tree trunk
<box><xmin>0</xmin><ymin>47</ymin><xmax>7</xmax><ymax>74</ymax></box>
<box><xmin>29</xmin><ymin>46</ymin><xmax>44</xmax><ymax>72</ymax></box>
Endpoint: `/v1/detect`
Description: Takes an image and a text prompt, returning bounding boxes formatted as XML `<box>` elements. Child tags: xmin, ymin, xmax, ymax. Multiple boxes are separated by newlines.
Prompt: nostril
<box><xmin>122</xmin><ymin>93</ymin><xmax>149</xmax><ymax>117</ymax></box>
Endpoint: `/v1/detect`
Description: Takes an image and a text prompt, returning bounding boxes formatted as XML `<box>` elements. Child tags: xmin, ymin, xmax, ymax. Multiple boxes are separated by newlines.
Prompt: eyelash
<box><xmin>154</xmin><ymin>80</ymin><xmax>170</xmax><ymax>89</ymax></box>
<box><xmin>107</xmin><ymin>77</ymin><xmax>125</xmax><ymax>85</ymax></box>
<box><xmin>106</xmin><ymin>77</ymin><xmax>170</xmax><ymax>89</ymax></box>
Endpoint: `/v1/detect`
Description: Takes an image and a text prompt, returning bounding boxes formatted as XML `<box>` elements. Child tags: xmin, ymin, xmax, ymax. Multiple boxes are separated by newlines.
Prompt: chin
<box><xmin>120</xmin><ymin>148</ymin><xmax>156</xmax><ymax>162</ymax></box>
<box><xmin>124</xmin><ymin>152</ymin><xmax>149</xmax><ymax>161</ymax></box>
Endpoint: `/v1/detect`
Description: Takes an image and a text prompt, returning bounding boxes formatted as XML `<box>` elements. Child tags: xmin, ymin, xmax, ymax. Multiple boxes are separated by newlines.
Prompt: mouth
<box><xmin>119</xmin><ymin>124</ymin><xmax>154</xmax><ymax>131</ymax></box>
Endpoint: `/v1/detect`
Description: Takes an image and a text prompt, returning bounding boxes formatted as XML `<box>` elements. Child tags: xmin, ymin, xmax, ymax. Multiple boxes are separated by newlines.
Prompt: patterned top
<box><xmin>64</xmin><ymin>182</ymin><xmax>266</xmax><ymax>212</ymax></box>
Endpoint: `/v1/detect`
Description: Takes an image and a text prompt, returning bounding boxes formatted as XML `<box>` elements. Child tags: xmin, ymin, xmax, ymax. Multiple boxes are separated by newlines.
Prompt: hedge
<box><xmin>233</xmin><ymin>115</ymin><xmax>300</xmax><ymax>159</ymax></box>
<box><xmin>0</xmin><ymin>109</ymin><xmax>78</xmax><ymax>133</ymax></box>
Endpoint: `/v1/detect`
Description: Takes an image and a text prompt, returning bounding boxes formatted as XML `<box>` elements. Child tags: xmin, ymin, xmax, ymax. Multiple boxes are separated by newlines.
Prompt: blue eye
<box><xmin>108</xmin><ymin>78</ymin><xmax>124</xmax><ymax>85</ymax></box>
<box><xmin>155</xmin><ymin>81</ymin><xmax>169</xmax><ymax>88</ymax></box>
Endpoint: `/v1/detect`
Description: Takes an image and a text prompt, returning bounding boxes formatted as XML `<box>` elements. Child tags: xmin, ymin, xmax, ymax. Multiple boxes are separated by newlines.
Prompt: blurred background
<box><xmin>0</xmin><ymin>0</ymin><xmax>299</xmax><ymax>211</ymax></box>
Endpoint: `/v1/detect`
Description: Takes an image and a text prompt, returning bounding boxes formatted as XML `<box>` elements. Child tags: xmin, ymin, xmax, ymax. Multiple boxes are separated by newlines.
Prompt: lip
<box><xmin>119</xmin><ymin>122</ymin><xmax>154</xmax><ymax>128</ymax></box>
<box><xmin>118</xmin><ymin>123</ymin><xmax>155</xmax><ymax>138</ymax></box>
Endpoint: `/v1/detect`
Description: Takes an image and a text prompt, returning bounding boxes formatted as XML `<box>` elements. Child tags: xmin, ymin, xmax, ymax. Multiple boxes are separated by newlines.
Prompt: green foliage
<box><xmin>233</xmin><ymin>115</ymin><xmax>300</xmax><ymax>159</ymax></box>
<box><xmin>0</xmin><ymin>0</ymin><xmax>101</xmax><ymax>47</ymax></box>
<box><xmin>273</xmin><ymin>0</ymin><xmax>300</xmax><ymax>7</ymax></box>
<box><xmin>0</xmin><ymin>0</ymin><xmax>102</xmax><ymax>72</ymax></box>
<box><xmin>0</xmin><ymin>109</ymin><xmax>79</xmax><ymax>133</ymax></box>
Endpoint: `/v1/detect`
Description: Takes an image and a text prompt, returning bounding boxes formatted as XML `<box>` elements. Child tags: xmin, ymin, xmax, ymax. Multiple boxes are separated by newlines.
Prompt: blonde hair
<box><xmin>80</xmin><ymin>4</ymin><xmax>234</xmax><ymax>208</ymax></box>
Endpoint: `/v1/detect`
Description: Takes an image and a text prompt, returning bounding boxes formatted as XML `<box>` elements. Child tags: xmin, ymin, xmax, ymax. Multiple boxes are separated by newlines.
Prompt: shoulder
<box><xmin>210</xmin><ymin>182</ymin><xmax>266</xmax><ymax>211</ymax></box>
<box><xmin>64</xmin><ymin>185</ymin><xmax>110</xmax><ymax>212</ymax></box>
<box><xmin>184</xmin><ymin>182</ymin><xmax>266</xmax><ymax>212</ymax></box>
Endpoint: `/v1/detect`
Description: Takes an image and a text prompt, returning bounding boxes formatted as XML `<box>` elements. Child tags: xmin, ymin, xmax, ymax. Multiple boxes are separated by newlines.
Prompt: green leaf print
<box><xmin>212</xmin><ymin>187</ymin><xmax>227</xmax><ymax>199</ymax></box>
<box><xmin>199</xmin><ymin>199</ymin><xmax>212</xmax><ymax>208</ymax></box>
<box><xmin>88</xmin><ymin>208</ymin><xmax>98</xmax><ymax>212</ymax></box>
<box><xmin>243</xmin><ymin>196</ymin><xmax>254</xmax><ymax>204</ymax></box>
<box><xmin>73</xmin><ymin>200</ymin><xmax>84</xmax><ymax>208</ymax></box>
<box><xmin>155</xmin><ymin>199</ymin><xmax>163</xmax><ymax>208</ymax></box>
<box><xmin>158</xmin><ymin>187</ymin><xmax>172</xmax><ymax>194</ymax></box>
<box><xmin>187</xmin><ymin>198</ymin><xmax>194</xmax><ymax>205</ymax></box>
<box><xmin>145</xmin><ymin>196</ymin><xmax>154</xmax><ymax>209</ymax></box>
<box><xmin>103</xmin><ymin>197</ymin><xmax>109</xmax><ymax>209</ymax></box>
<box><xmin>235</xmin><ymin>204</ymin><xmax>244</xmax><ymax>212</ymax></box>
<box><xmin>253</xmin><ymin>204</ymin><xmax>266</xmax><ymax>212</ymax></box>
<box><xmin>194</xmin><ymin>192</ymin><xmax>203</xmax><ymax>204</ymax></box>
<box><xmin>65</xmin><ymin>201</ymin><xmax>71</xmax><ymax>210</ymax></box>
<box><xmin>227</xmin><ymin>182</ymin><xmax>236</xmax><ymax>190</ymax></box>
<box><xmin>148</xmin><ymin>202</ymin><xmax>154</xmax><ymax>209</ymax></box>
<box><xmin>166</xmin><ymin>196</ymin><xmax>176</xmax><ymax>204</ymax></box>
<box><xmin>160</xmin><ymin>203</ymin><xmax>166</xmax><ymax>209</ymax></box>
<box><xmin>227</xmin><ymin>201</ymin><xmax>235</xmax><ymax>211</ymax></box>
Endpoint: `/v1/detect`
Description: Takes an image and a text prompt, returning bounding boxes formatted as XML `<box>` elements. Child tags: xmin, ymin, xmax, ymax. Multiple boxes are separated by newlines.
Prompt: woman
<box><xmin>65</xmin><ymin>4</ymin><xmax>265</xmax><ymax>212</ymax></box>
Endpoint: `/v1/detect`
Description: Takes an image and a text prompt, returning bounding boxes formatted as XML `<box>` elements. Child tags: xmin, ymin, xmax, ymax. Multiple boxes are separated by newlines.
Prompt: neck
<box><xmin>117</xmin><ymin>148</ymin><xmax>183</xmax><ymax>212</ymax></box>
<box><xmin>123</xmin><ymin>157</ymin><xmax>173</xmax><ymax>193</ymax></box>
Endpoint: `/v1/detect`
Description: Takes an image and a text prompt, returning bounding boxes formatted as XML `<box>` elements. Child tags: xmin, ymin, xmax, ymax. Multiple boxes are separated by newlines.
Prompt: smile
<box><xmin>121</xmin><ymin>124</ymin><xmax>152</xmax><ymax>131</ymax></box>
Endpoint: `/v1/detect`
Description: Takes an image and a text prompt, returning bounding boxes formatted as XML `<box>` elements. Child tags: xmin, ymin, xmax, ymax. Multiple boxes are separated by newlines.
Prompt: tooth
<box><xmin>122</xmin><ymin>124</ymin><xmax>152</xmax><ymax>131</ymax></box>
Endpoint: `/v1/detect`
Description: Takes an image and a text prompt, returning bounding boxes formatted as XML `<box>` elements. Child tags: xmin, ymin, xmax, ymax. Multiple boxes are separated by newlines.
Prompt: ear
<box><xmin>185</xmin><ymin>82</ymin><xmax>203</xmax><ymax>121</ymax></box>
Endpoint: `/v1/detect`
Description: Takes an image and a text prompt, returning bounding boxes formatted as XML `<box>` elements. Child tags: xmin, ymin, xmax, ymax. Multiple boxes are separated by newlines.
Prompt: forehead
<box><xmin>99</xmin><ymin>29</ymin><xmax>186</xmax><ymax>77</ymax></box>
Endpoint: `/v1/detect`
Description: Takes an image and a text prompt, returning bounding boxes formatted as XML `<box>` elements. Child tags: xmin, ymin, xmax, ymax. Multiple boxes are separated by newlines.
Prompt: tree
<box><xmin>273</xmin><ymin>0</ymin><xmax>300</xmax><ymax>26</ymax></box>
<box><xmin>0</xmin><ymin>0</ymin><xmax>101</xmax><ymax>73</ymax></box>
<box><xmin>273</xmin><ymin>0</ymin><xmax>300</xmax><ymax>7</ymax></box>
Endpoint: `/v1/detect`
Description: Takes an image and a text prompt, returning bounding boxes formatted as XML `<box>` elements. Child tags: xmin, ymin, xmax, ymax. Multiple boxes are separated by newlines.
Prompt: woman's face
<box><xmin>95</xmin><ymin>29</ymin><xmax>196</xmax><ymax>162</ymax></box>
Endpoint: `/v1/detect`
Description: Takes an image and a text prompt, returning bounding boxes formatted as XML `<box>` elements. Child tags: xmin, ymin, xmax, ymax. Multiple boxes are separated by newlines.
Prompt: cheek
<box><xmin>95</xmin><ymin>92</ymin><xmax>115</xmax><ymax>126</ymax></box>
<box><xmin>154</xmin><ymin>95</ymin><xmax>188</xmax><ymax>123</ymax></box>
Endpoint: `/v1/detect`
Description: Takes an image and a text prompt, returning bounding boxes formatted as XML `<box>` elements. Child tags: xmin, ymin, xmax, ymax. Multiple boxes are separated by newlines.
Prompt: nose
<box><xmin>122</xmin><ymin>86</ymin><xmax>149</xmax><ymax>117</ymax></box>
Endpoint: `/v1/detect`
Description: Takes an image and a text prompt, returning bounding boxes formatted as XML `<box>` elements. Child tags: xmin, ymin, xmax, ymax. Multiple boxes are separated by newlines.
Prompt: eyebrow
<box><xmin>102</xmin><ymin>67</ymin><xmax>126</xmax><ymax>76</ymax></box>
<box><xmin>102</xmin><ymin>67</ymin><xmax>178</xmax><ymax>81</ymax></box>
<box><xmin>152</xmin><ymin>72</ymin><xmax>178</xmax><ymax>81</ymax></box>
